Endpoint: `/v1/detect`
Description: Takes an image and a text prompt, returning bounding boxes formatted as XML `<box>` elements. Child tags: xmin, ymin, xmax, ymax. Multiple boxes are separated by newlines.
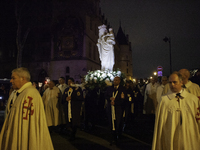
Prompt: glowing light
<box><xmin>39</xmin><ymin>82</ymin><xmax>43</xmax><ymax>87</ymax></box>
<box><xmin>158</xmin><ymin>71</ymin><xmax>162</xmax><ymax>77</ymax></box>
<box><xmin>45</xmin><ymin>77</ymin><xmax>50</xmax><ymax>84</ymax></box>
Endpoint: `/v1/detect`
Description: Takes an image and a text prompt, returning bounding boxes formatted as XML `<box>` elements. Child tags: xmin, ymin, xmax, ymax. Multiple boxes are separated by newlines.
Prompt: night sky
<box><xmin>100</xmin><ymin>0</ymin><xmax>200</xmax><ymax>78</ymax></box>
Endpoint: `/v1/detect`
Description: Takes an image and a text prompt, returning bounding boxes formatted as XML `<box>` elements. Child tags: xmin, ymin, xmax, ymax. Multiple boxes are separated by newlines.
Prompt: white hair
<box><xmin>12</xmin><ymin>67</ymin><xmax>31</xmax><ymax>81</ymax></box>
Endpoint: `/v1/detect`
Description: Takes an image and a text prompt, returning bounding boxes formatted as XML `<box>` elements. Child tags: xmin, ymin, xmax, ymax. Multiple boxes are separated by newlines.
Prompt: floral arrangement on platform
<box><xmin>84</xmin><ymin>69</ymin><xmax>125</xmax><ymax>90</ymax></box>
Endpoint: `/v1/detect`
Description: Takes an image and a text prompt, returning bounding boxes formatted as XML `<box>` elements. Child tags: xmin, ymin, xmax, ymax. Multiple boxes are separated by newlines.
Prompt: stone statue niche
<box><xmin>97</xmin><ymin>24</ymin><xmax>115</xmax><ymax>71</ymax></box>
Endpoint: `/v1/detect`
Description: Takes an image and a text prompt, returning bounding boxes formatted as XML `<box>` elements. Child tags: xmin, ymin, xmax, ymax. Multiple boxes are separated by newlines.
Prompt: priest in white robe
<box><xmin>179</xmin><ymin>69</ymin><xmax>200</xmax><ymax>97</ymax></box>
<box><xmin>144</xmin><ymin>77</ymin><xmax>159</xmax><ymax>114</ymax></box>
<box><xmin>152</xmin><ymin>72</ymin><xmax>200</xmax><ymax>150</ymax></box>
<box><xmin>42</xmin><ymin>80</ymin><xmax>62</xmax><ymax>127</ymax></box>
<box><xmin>156</xmin><ymin>76</ymin><xmax>168</xmax><ymax>104</ymax></box>
<box><xmin>0</xmin><ymin>67</ymin><xmax>54</xmax><ymax>150</ymax></box>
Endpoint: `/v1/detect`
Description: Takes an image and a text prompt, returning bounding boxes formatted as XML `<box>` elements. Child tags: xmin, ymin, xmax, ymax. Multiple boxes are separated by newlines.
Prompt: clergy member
<box><xmin>57</xmin><ymin>77</ymin><xmax>67</xmax><ymax>130</ymax></box>
<box><xmin>123</xmin><ymin>80</ymin><xmax>133</xmax><ymax>131</ymax></box>
<box><xmin>156</xmin><ymin>76</ymin><xmax>168</xmax><ymax>103</ymax></box>
<box><xmin>105</xmin><ymin>76</ymin><xmax>128</xmax><ymax>145</ymax></box>
<box><xmin>0</xmin><ymin>67</ymin><xmax>54</xmax><ymax>150</ymax></box>
<box><xmin>62</xmin><ymin>78</ymin><xmax>84</xmax><ymax>140</ymax></box>
<box><xmin>143</xmin><ymin>77</ymin><xmax>159</xmax><ymax>114</ymax></box>
<box><xmin>58</xmin><ymin>77</ymin><xmax>68</xmax><ymax>94</ymax></box>
<box><xmin>42</xmin><ymin>80</ymin><xmax>62</xmax><ymax>130</ymax></box>
<box><xmin>179</xmin><ymin>68</ymin><xmax>200</xmax><ymax>97</ymax></box>
<box><xmin>152</xmin><ymin>72</ymin><xmax>200</xmax><ymax>150</ymax></box>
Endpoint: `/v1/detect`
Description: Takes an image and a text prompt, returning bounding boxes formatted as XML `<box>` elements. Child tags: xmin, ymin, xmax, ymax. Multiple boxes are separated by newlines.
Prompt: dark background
<box><xmin>100</xmin><ymin>0</ymin><xmax>200</xmax><ymax>78</ymax></box>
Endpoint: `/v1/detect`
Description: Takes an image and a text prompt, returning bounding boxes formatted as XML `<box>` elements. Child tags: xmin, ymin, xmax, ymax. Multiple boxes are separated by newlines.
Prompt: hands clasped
<box><xmin>110</xmin><ymin>97</ymin><xmax>115</xmax><ymax>105</ymax></box>
<box><xmin>66</xmin><ymin>96</ymin><xmax>71</xmax><ymax>102</ymax></box>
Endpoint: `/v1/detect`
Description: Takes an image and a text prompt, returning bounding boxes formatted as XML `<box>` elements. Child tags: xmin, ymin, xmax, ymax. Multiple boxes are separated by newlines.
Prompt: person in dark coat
<box><xmin>105</xmin><ymin>77</ymin><xmax>128</xmax><ymax>145</ymax></box>
<box><xmin>123</xmin><ymin>80</ymin><xmax>133</xmax><ymax>131</ymax></box>
<box><xmin>84</xmin><ymin>87</ymin><xmax>99</xmax><ymax>130</ymax></box>
<box><xmin>62</xmin><ymin>78</ymin><xmax>84</xmax><ymax>140</ymax></box>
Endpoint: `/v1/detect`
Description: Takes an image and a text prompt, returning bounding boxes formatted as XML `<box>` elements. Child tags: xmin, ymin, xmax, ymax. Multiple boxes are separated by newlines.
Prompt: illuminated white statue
<box><xmin>97</xmin><ymin>24</ymin><xmax>115</xmax><ymax>71</ymax></box>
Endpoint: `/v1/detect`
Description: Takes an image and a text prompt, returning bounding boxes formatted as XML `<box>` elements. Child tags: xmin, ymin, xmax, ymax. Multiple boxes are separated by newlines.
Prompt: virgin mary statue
<box><xmin>97</xmin><ymin>24</ymin><xmax>115</xmax><ymax>71</ymax></box>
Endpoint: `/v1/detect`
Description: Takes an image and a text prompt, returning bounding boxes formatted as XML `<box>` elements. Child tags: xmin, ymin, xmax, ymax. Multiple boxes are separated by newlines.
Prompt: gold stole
<box><xmin>111</xmin><ymin>90</ymin><xmax>118</xmax><ymax>130</ymax></box>
<box><xmin>68</xmin><ymin>88</ymin><xmax>73</xmax><ymax>122</ymax></box>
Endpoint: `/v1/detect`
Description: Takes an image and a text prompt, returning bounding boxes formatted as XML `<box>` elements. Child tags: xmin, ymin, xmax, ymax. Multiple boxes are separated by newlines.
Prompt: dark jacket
<box><xmin>62</xmin><ymin>86</ymin><xmax>84</xmax><ymax>126</ymax></box>
<box><xmin>105</xmin><ymin>85</ymin><xmax>128</xmax><ymax>106</ymax></box>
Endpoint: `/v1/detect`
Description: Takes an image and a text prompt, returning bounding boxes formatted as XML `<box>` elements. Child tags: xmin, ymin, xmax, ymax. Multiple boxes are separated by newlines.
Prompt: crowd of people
<box><xmin>0</xmin><ymin>67</ymin><xmax>200</xmax><ymax>149</ymax></box>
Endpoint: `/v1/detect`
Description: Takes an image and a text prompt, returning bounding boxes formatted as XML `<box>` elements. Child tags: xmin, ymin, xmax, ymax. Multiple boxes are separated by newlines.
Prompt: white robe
<box><xmin>42</xmin><ymin>86</ymin><xmax>62</xmax><ymax>126</ymax></box>
<box><xmin>0</xmin><ymin>82</ymin><xmax>54</xmax><ymax>150</ymax></box>
<box><xmin>144</xmin><ymin>83</ymin><xmax>159</xmax><ymax>114</ymax></box>
<box><xmin>162</xmin><ymin>83</ymin><xmax>170</xmax><ymax>95</ymax></box>
<box><xmin>144</xmin><ymin>83</ymin><xmax>159</xmax><ymax>103</ymax></box>
<box><xmin>58</xmin><ymin>83</ymin><xmax>68</xmax><ymax>94</ymax></box>
<box><xmin>184</xmin><ymin>80</ymin><xmax>200</xmax><ymax>97</ymax></box>
<box><xmin>4</xmin><ymin>90</ymin><xmax>16</xmax><ymax>119</ymax></box>
<box><xmin>152</xmin><ymin>90</ymin><xmax>200</xmax><ymax>150</ymax></box>
<box><xmin>156</xmin><ymin>84</ymin><xmax>164</xmax><ymax>103</ymax></box>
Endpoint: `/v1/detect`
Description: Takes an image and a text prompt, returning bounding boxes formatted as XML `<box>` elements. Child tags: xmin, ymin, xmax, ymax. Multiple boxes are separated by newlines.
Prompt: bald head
<box><xmin>48</xmin><ymin>80</ymin><xmax>55</xmax><ymax>89</ymax></box>
<box><xmin>178</xmin><ymin>69</ymin><xmax>190</xmax><ymax>84</ymax></box>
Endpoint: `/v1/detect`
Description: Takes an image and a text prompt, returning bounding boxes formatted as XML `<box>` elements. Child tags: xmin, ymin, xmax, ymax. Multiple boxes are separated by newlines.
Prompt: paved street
<box><xmin>0</xmin><ymin>110</ymin><xmax>154</xmax><ymax>150</ymax></box>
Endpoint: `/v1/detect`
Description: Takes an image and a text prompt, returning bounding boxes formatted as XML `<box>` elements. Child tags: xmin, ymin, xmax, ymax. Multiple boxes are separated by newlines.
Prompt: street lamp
<box><xmin>163</xmin><ymin>36</ymin><xmax>172</xmax><ymax>74</ymax></box>
<box><xmin>154</xmin><ymin>72</ymin><xmax>157</xmax><ymax>76</ymax></box>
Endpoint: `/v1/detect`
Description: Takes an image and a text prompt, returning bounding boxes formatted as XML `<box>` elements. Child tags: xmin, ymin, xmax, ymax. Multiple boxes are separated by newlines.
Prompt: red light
<box><xmin>45</xmin><ymin>81</ymin><xmax>48</xmax><ymax>84</ymax></box>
